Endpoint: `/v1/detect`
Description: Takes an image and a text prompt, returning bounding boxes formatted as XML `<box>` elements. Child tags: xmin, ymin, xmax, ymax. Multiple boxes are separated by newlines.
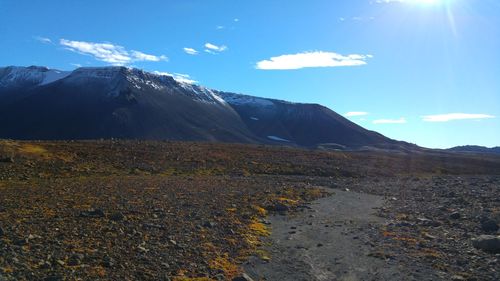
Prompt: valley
<box><xmin>0</xmin><ymin>140</ymin><xmax>499</xmax><ymax>280</ymax></box>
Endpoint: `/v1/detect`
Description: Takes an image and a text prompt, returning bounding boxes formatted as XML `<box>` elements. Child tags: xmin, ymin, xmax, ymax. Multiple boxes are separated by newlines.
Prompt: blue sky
<box><xmin>1</xmin><ymin>0</ymin><xmax>499</xmax><ymax>148</ymax></box>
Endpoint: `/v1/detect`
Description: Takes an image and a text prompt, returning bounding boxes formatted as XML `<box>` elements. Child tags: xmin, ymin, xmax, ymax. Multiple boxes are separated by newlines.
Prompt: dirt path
<box><xmin>243</xmin><ymin>189</ymin><xmax>441</xmax><ymax>281</ymax></box>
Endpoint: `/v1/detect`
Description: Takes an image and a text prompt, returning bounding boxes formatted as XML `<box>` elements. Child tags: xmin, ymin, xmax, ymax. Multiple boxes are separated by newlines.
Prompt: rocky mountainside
<box><xmin>447</xmin><ymin>145</ymin><xmax>500</xmax><ymax>155</ymax></box>
<box><xmin>0</xmin><ymin>65</ymin><xmax>410</xmax><ymax>149</ymax></box>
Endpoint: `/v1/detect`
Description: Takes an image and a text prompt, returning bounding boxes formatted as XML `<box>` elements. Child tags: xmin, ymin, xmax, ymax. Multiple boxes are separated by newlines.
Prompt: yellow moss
<box><xmin>252</xmin><ymin>205</ymin><xmax>268</xmax><ymax>217</ymax></box>
<box><xmin>209</xmin><ymin>254</ymin><xmax>241</xmax><ymax>279</ymax></box>
<box><xmin>19</xmin><ymin>144</ymin><xmax>48</xmax><ymax>155</ymax></box>
<box><xmin>248</xmin><ymin>219</ymin><xmax>270</xmax><ymax>237</ymax></box>
<box><xmin>2</xmin><ymin>266</ymin><xmax>14</xmax><ymax>273</ymax></box>
<box><xmin>276</xmin><ymin>197</ymin><xmax>298</xmax><ymax>204</ymax></box>
<box><xmin>89</xmin><ymin>266</ymin><xmax>107</xmax><ymax>277</ymax></box>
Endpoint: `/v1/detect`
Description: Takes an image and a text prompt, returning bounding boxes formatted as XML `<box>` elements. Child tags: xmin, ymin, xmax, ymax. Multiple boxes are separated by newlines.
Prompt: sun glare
<box><xmin>411</xmin><ymin>0</ymin><xmax>452</xmax><ymax>6</ymax></box>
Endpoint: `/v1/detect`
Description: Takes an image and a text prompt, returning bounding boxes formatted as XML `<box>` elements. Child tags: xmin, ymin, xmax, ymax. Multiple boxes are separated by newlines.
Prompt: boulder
<box><xmin>79</xmin><ymin>208</ymin><xmax>105</xmax><ymax>218</ymax></box>
<box><xmin>472</xmin><ymin>235</ymin><xmax>500</xmax><ymax>253</ymax></box>
<box><xmin>480</xmin><ymin>219</ymin><xmax>499</xmax><ymax>233</ymax></box>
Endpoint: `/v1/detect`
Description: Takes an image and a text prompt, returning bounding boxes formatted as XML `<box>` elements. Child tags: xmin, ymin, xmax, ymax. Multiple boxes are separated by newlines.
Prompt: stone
<box><xmin>0</xmin><ymin>157</ymin><xmax>14</xmax><ymax>163</ymax></box>
<box><xmin>43</xmin><ymin>276</ymin><xmax>63</xmax><ymax>281</ymax></box>
<box><xmin>267</xmin><ymin>203</ymin><xmax>289</xmax><ymax>212</ymax></box>
<box><xmin>202</xmin><ymin>221</ymin><xmax>216</xmax><ymax>228</ymax></box>
<box><xmin>0</xmin><ymin>226</ymin><xmax>4</xmax><ymax>236</ymax></box>
<box><xmin>67</xmin><ymin>254</ymin><xmax>84</xmax><ymax>266</ymax></box>
<box><xmin>450</xmin><ymin>212</ymin><xmax>461</xmax><ymax>220</ymax></box>
<box><xmin>232</xmin><ymin>273</ymin><xmax>255</xmax><ymax>281</ymax></box>
<box><xmin>79</xmin><ymin>208</ymin><xmax>105</xmax><ymax>218</ymax></box>
<box><xmin>472</xmin><ymin>235</ymin><xmax>500</xmax><ymax>254</ymax></box>
<box><xmin>109</xmin><ymin>212</ymin><xmax>125</xmax><ymax>221</ymax></box>
<box><xmin>480</xmin><ymin>219</ymin><xmax>499</xmax><ymax>233</ymax></box>
<box><xmin>14</xmin><ymin>238</ymin><xmax>28</xmax><ymax>246</ymax></box>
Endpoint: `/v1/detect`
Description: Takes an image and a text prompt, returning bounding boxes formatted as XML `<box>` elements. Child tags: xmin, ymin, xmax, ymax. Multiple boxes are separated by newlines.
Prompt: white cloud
<box><xmin>204</xmin><ymin>43</ymin><xmax>228</xmax><ymax>53</ymax></box>
<box><xmin>422</xmin><ymin>113</ymin><xmax>495</xmax><ymax>122</ymax></box>
<box><xmin>131</xmin><ymin>50</ymin><xmax>167</xmax><ymax>62</ymax></box>
<box><xmin>154</xmin><ymin>71</ymin><xmax>197</xmax><ymax>84</ymax></box>
<box><xmin>35</xmin><ymin>36</ymin><xmax>52</xmax><ymax>44</ymax></box>
<box><xmin>234</xmin><ymin>18</ymin><xmax>239</xmax><ymax>22</ymax></box>
<box><xmin>60</xmin><ymin>39</ymin><xmax>167</xmax><ymax>65</ymax></box>
<box><xmin>216</xmin><ymin>25</ymin><xmax>225</xmax><ymax>30</ymax></box>
<box><xmin>256</xmin><ymin>51</ymin><xmax>371</xmax><ymax>70</ymax></box>
<box><xmin>71</xmin><ymin>63</ymin><xmax>82</xmax><ymax>68</ymax></box>
<box><xmin>373</xmin><ymin>117</ymin><xmax>407</xmax><ymax>124</ymax></box>
<box><xmin>345</xmin><ymin>111</ymin><xmax>369</xmax><ymax>117</ymax></box>
<box><xmin>183</xmin><ymin>47</ymin><xmax>198</xmax><ymax>55</ymax></box>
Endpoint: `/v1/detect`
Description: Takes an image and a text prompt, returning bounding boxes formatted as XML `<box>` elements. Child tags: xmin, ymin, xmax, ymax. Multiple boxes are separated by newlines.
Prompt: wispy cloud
<box><xmin>345</xmin><ymin>112</ymin><xmax>369</xmax><ymax>117</ymax></box>
<box><xmin>234</xmin><ymin>18</ymin><xmax>239</xmax><ymax>22</ymax></box>
<box><xmin>71</xmin><ymin>63</ymin><xmax>82</xmax><ymax>68</ymax></box>
<box><xmin>216</xmin><ymin>25</ymin><xmax>225</xmax><ymax>30</ymax></box>
<box><xmin>256</xmin><ymin>51</ymin><xmax>372</xmax><ymax>70</ymax></box>
<box><xmin>422</xmin><ymin>113</ymin><xmax>495</xmax><ymax>122</ymax></box>
<box><xmin>183</xmin><ymin>47</ymin><xmax>199</xmax><ymax>55</ymax></box>
<box><xmin>204</xmin><ymin>43</ymin><xmax>228</xmax><ymax>54</ymax></box>
<box><xmin>35</xmin><ymin>36</ymin><xmax>53</xmax><ymax>44</ymax></box>
<box><xmin>373</xmin><ymin>117</ymin><xmax>406</xmax><ymax>124</ymax></box>
<box><xmin>60</xmin><ymin>39</ymin><xmax>167</xmax><ymax>65</ymax></box>
<box><xmin>154</xmin><ymin>71</ymin><xmax>197</xmax><ymax>84</ymax></box>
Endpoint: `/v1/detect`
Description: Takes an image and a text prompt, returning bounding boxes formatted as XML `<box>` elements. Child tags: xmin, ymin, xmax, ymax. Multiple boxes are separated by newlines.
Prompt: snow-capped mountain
<box><xmin>0</xmin><ymin>66</ymin><xmax>70</xmax><ymax>88</ymax></box>
<box><xmin>0</xmin><ymin>65</ymin><xmax>410</xmax><ymax>149</ymax></box>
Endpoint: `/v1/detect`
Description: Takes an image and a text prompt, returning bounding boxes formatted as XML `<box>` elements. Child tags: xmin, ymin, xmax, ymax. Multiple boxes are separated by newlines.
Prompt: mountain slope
<box><xmin>217</xmin><ymin>92</ymin><xmax>398</xmax><ymax>148</ymax></box>
<box><xmin>0</xmin><ymin>65</ymin><xmax>408</xmax><ymax>148</ymax></box>
<box><xmin>447</xmin><ymin>145</ymin><xmax>500</xmax><ymax>155</ymax></box>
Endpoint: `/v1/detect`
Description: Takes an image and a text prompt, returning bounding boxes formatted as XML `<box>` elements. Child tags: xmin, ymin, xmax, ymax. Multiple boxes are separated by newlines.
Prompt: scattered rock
<box><xmin>472</xmin><ymin>235</ymin><xmax>500</xmax><ymax>253</ymax></box>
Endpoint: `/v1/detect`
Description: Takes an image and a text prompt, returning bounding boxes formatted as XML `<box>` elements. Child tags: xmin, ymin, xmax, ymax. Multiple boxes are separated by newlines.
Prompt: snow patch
<box><xmin>222</xmin><ymin>94</ymin><xmax>274</xmax><ymax>107</ymax></box>
<box><xmin>267</xmin><ymin>135</ymin><xmax>290</xmax><ymax>142</ymax></box>
<box><xmin>250</xmin><ymin>117</ymin><xmax>259</xmax><ymax>121</ymax></box>
<box><xmin>40</xmin><ymin>70</ymin><xmax>71</xmax><ymax>85</ymax></box>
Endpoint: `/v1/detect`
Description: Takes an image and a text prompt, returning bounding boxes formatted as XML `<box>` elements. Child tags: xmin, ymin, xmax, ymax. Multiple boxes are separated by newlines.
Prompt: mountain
<box><xmin>447</xmin><ymin>145</ymin><xmax>500</xmax><ymax>155</ymax></box>
<box><xmin>0</xmin><ymin>65</ymin><xmax>410</xmax><ymax>149</ymax></box>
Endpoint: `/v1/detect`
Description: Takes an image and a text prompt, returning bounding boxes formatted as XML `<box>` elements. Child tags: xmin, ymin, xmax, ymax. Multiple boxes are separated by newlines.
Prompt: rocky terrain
<box><xmin>0</xmin><ymin>140</ymin><xmax>499</xmax><ymax>280</ymax></box>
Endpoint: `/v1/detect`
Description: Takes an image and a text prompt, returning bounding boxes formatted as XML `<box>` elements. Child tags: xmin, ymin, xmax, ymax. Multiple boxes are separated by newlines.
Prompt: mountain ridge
<box><xmin>447</xmin><ymin>145</ymin><xmax>500</xmax><ymax>155</ymax></box>
<box><xmin>0</xmin><ymin>65</ymin><xmax>413</xmax><ymax>149</ymax></box>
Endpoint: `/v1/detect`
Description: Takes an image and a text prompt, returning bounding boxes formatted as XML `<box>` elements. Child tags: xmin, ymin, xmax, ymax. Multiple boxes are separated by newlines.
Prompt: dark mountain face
<box><xmin>217</xmin><ymin>92</ymin><xmax>397</xmax><ymax>147</ymax></box>
<box><xmin>0</xmin><ymin>65</ymin><xmax>407</xmax><ymax>148</ymax></box>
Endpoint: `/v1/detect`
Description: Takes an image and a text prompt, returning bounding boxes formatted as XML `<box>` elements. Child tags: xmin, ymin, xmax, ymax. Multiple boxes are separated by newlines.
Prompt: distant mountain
<box><xmin>447</xmin><ymin>145</ymin><xmax>500</xmax><ymax>155</ymax></box>
<box><xmin>0</xmin><ymin>65</ymin><xmax>412</xmax><ymax>149</ymax></box>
